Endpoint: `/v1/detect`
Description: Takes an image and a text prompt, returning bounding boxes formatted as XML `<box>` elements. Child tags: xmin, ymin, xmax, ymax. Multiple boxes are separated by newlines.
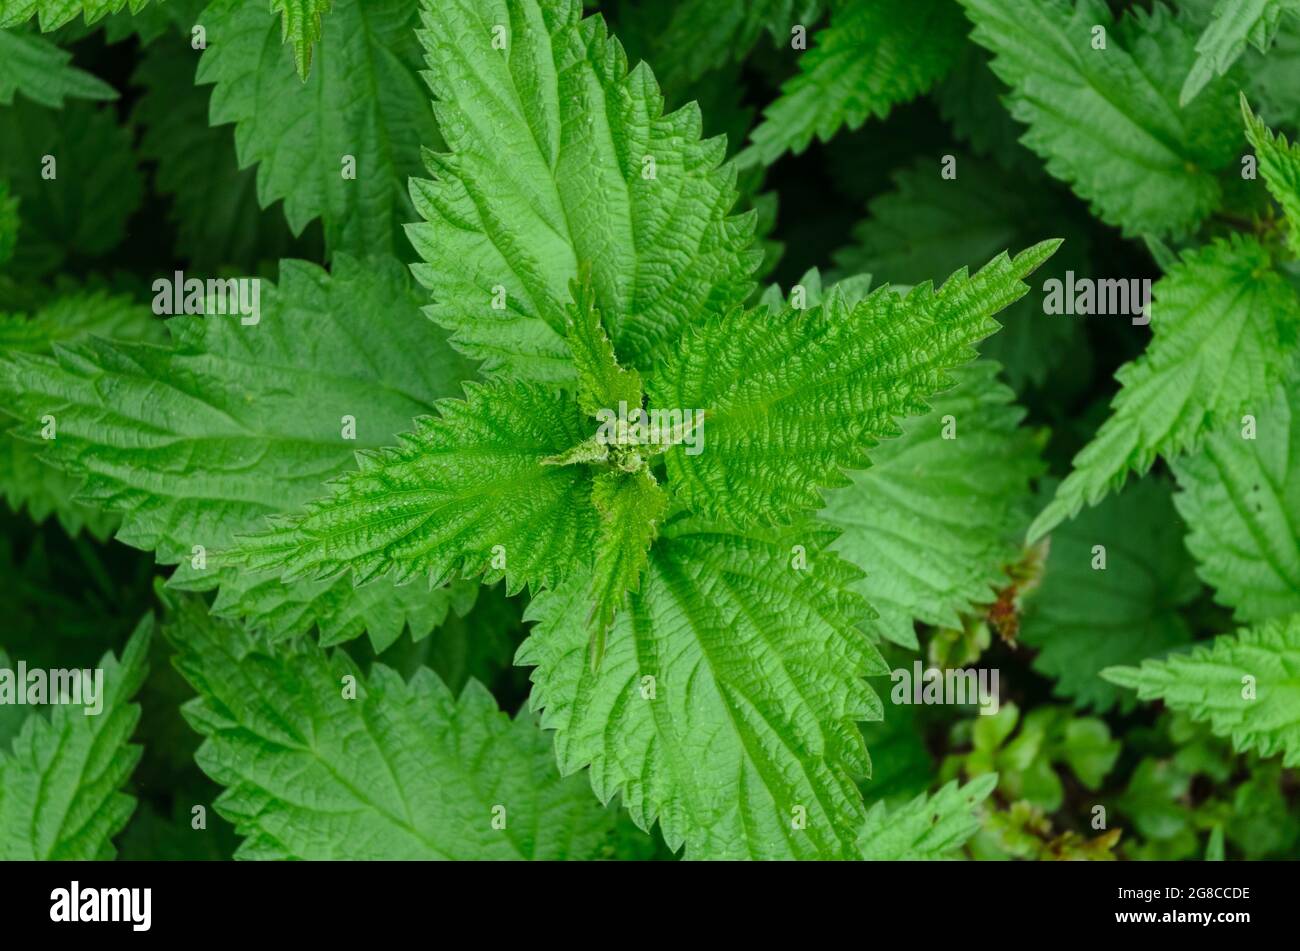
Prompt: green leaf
<box><xmin>962</xmin><ymin>703</ymin><xmax>1065</xmax><ymax>809</ymax></box>
<box><xmin>0</xmin><ymin>290</ymin><xmax>161</xmax><ymax>538</ymax></box>
<box><xmin>132</xmin><ymin>39</ymin><xmax>305</xmax><ymax>271</ymax></box>
<box><xmin>934</xmin><ymin>44</ymin><xmax>1040</xmax><ymax>175</ymax></box>
<box><xmin>270</xmin><ymin>0</ymin><xmax>333</xmax><ymax>79</ymax></box>
<box><xmin>519</xmin><ymin>517</ymin><xmax>886</xmax><ymax>859</ymax></box>
<box><xmin>586</xmin><ymin>468</ymin><xmax>667</xmax><ymax>667</ymax></box>
<box><xmin>197</xmin><ymin>0</ymin><xmax>436</xmax><ymax>258</ymax></box>
<box><xmin>382</xmin><ymin>580</ymin><xmax>524</xmax><ymax>695</ymax></box>
<box><xmin>758</xmin><ymin>266</ymin><xmax>871</xmax><ymax>314</ymax></box>
<box><xmin>1116</xmin><ymin>756</ymin><xmax>1194</xmax><ymax>850</ymax></box>
<box><xmin>406</xmin><ymin>0</ymin><xmax>759</xmax><ymax>382</ymax></box>
<box><xmin>1181</xmin><ymin>0</ymin><xmax>1300</xmax><ymax>106</ymax></box>
<box><xmin>0</xmin><ymin>0</ymin><xmax>154</xmax><ymax>30</ymax></box>
<box><xmin>0</xmin><ymin>525</ymin><xmax>157</xmax><ymax>675</ymax></box>
<box><xmin>652</xmin><ymin>242</ymin><xmax>1058</xmax><ymax>529</ymax></box>
<box><xmin>0</xmin><ymin>255</ymin><xmax>479</xmax><ymax>647</ymax></box>
<box><xmin>1172</xmin><ymin>382</ymin><xmax>1300</xmax><ymax>624</ymax></box>
<box><xmin>167</xmin><ymin>598</ymin><xmax>615</xmax><ymax>859</ymax></box>
<box><xmin>1242</xmin><ymin>95</ymin><xmax>1300</xmax><ymax>257</ymax></box>
<box><xmin>0</xmin><ymin>98</ymin><xmax>142</xmax><ymax>274</ymax></box>
<box><xmin>958</xmin><ymin>0</ymin><xmax>1241</xmax><ymax>237</ymax></box>
<box><xmin>9</xmin><ymin>494</ymin><xmax>122</xmax><ymax>581</ymax></box>
<box><xmin>0</xmin><ymin>289</ymin><xmax>159</xmax><ymax>353</ymax></box>
<box><xmin>96</xmin><ymin>0</ymin><xmax>206</xmax><ymax>43</ymax></box>
<box><xmin>0</xmin><ymin>26</ymin><xmax>116</xmax><ymax>107</ymax></box>
<box><xmin>857</xmin><ymin>702</ymin><xmax>935</xmax><ymax>805</ymax></box>
<box><xmin>208</xmin><ymin>573</ymin><xmax>480</xmax><ymax>654</ymax></box>
<box><xmin>833</xmin><ymin>155</ymin><xmax>1090</xmax><ymax>390</ymax></box>
<box><xmin>1104</xmin><ymin>614</ymin><xmax>1300</xmax><ymax>767</ymax></box>
<box><xmin>952</xmin><ymin>703</ymin><xmax>1119</xmax><ymax>810</ymax></box>
<box><xmin>1031</xmin><ymin>236</ymin><xmax>1300</xmax><ymax>541</ymax></box>
<box><xmin>738</xmin><ymin>0</ymin><xmax>965</xmax><ymax>167</ymax></box>
<box><xmin>822</xmin><ymin>361</ymin><xmax>1042</xmax><ymax>649</ymax></box>
<box><xmin>234</xmin><ymin>379</ymin><xmax>600</xmax><ymax>596</ymax></box>
<box><xmin>833</xmin><ymin>158</ymin><xmax>1047</xmax><ymax>289</ymax></box>
<box><xmin>0</xmin><ymin>179</ymin><xmax>15</xmax><ymax>266</ymax></box>
<box><xmin>0</xmin><ymin>618</ymin><xmax>149</xmax><ymax>860</ymax></box>
<box><xmin>1059</xmin><ymin>718</ymin><xmax>1121</xmax><ymax>789</ymax></box>
<box><xmin>1022</xmin><ymin>478</ymin><xmax>1199</xmax><ymax>712</ymax></box>
<box><xmin>857</xmin><ymin>775</ymin><xmax>997</xmax><ymax>859</ymax></box>
<box><xmin>634</xmin><ymin>0</ymin><xmax>822</xmax><ymax>93</ymax></box>
<box><xmin>1245</xmin><ymin>11</ymin><xmax>1300</xmax><ymax>126</ymax></box>
<box><xmin>1205</xmin><ymin>823</ymin><xmax>1226</xmax><ymax>860</ymax></box>
<box><xmin>1223</xmin><ymin>758</ymin><xmax>1300</xmax><ymax>857</ymax></box>
<box><xmin>0</xmin><ymin>646</ymin><xmax>26</xmax><ymax>750</ymax></box>
<box><xmin>116</xmin><ymin>799</ymin><xmax>237</xmax><ymax>862</ymax></box>
<box><xmin>565</xmin><ymin>273</ymin><xmax>643</xmax><ymax>419</ymax></box>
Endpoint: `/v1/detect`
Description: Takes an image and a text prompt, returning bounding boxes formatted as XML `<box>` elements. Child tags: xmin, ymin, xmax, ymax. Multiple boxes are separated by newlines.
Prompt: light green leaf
<box><xmin>822</xmin><ymin>361</ymin><xmax>1043</xmax><ymax>649</ymax></box>
<box><xmin>0</xmin><ymin>0</ymin><xmax>153</xmax><ymax>30</ymax></box>
<box><xmin>197</xmin><ymin>0</ymin><xmax>436</xmax><ymax>258</ymax></box>
<box><xmin>652</xmin><ymin>242</ymin><xmax>1058</xmax><ymax>529</ymax></box>
<box><xmin>1059</xmin><ymin>718</ymin><xmax>1121</xmax><ymax>789</ymax></box>
<box><xmin>0</xmin><ymin>290</ymin><xmax>161</xmax><ymax>539</ymax></box>
<box><xmin>0</xmin><ymin>26</ymin><xmax>116</xmax><ymax>107</ymax></box>
<box><xmin>954</xmin><ymin>704</ymin><xmax>1120</xmax><ymax>811</ymax></box>
<box><xmin>858</xmin><ymin>775</ymin><xmax>997</xmax><ymax>860</ymax></box>
<box><xmin>270</xmin><ymin>0</ymin><xmax>333</xmax><ymax>79</ymax></box>
<box><xmin>1022</xmin><ymin>478</ymin><xmax>1199</xmax><ymax>712</ymax></box>
<box><xmin>234</xmin><ymin>379</ymin><xmax>600</xmax><ymax>596</ymax></box>
<box><xmin>0</xmin><ymin>255</ymin><xmax>479</xmax><ymax>647</ymax></box>
<box><xmin>519</xmin><ymin>517</ymin><xmax>886</xmax><ymax>859</ymax></box>
<box><xmin>1181</xmin><ymin>0</ymin><xmax>1300</xmax><ymax>106</ymax></box>
<box><xmin>739</xmin><ymin>0</ymin><xmax>965</xmax><ymax>166</ymax></box>
<box><xmin>1205</xmin><ymin>823</ymin><xmax>1226</xmax><ymax>861</ymax></box>
<box><xmin>586</xmin><ymin>468</ymin><xmax>667</xmax><ymax>667</ymax></box>
<box><xmin>406</xmin><ymin>0</ymin><xmax>759</xmax><ymax>382</ymax></box>
<box><xmin>0</xmin><ymin>290</ymin><xmax>159</xmax><ymax>353</ymax></box>
<box><xmin>1242</xmin><ymin>95</ymin><xmax>1300</xmax><ymax>257</ymax></box>
<box><xmin>565</xmin><ymin>273</ymin><xmax>643</xmax><ymax>419</ymax></box>
<box><xmin>1104</xmin><ymin>614</ymin><xmax>1300</xmax><ymax>767</ymax></box>
<box><xmin>207</xmin><ymin>573</ymin><xmax>480</xmax><ymax>654</ymax></box>
<box><xmin>958</xmin><ymin>0</ymin><xmax>1240</xmax><ymax>237</ymax></box>
<box><xmin>758</xmin><ymin>267</ymin><xmax>871</xmax><ymax>313</ymax></box>
<box><xmin>1031</xmin><ymin>236</ymin><xmax>1300</xmax><ymax>541</ymax></box>
<box><xmin>168</xmin><ymin>598</ymin><xmax>614</xmax><ymax>859</ymax></box>
<box><xmin>0</xmin><ymin>619</ymin><xmax>149</xmax><ymax>860</ymax></box>
<box><xmin>1172</xmin><ymin>381</ymin><xmax>1300</xmax><ymax>624</ymax></box>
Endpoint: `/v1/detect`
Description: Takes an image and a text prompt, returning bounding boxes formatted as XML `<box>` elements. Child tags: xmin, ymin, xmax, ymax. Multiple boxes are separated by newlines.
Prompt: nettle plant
<box><xmin>1</xmin><ymin>0</ymin><xmax>1300</xmax><ymax>862</ymax></box>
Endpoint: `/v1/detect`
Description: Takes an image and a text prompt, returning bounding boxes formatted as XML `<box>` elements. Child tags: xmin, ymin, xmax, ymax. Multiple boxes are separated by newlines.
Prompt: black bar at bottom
<box><xmin>0</xmin><ymin>859</ymin><xmax>1283</xmax><ymax>938</ymax></box>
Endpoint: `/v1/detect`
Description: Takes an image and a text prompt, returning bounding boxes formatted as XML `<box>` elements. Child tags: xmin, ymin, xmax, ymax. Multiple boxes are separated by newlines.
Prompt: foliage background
<box><xmin>1</xmin><ymin>0</ymin><xmax>1297</xmax><ymax>861</ymax></box>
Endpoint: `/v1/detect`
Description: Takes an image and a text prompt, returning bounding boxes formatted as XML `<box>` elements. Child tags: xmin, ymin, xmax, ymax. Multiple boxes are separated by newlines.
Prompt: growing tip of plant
<box><xmin>1035</xmin><ymin>236</ymin><xmax>1065</xmax><ymax>260</ymax></box>
<box><xmin>1238</xmin><ymin>90</ymin><xmax>1256</xmax><ymax>125</ymax></box>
